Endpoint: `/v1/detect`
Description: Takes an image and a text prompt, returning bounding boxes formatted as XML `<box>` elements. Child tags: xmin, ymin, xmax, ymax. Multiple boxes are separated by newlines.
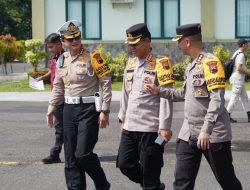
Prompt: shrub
<box><xmin>96</xmin><ymin>44</ymin><xmax>128</xmax><ymax>82</ymax></box>
<box><xmin>212</xmin><ymin>44</ymin><xmax>231</xmax><ymax>63</ymax></box>
<box><xmin>25</xmin><ymin>39</ymin><xmax>46</xmax><ymax>71</ymax></box>
<box><xmin>173</xmin><ymin>56</ymin><xmax>190</xmax><ymax>81</ymax></box>
<box><xmin>0</xmin><ymin>34</ymin><xmax>26</xmax><ymax>74</ymax></box>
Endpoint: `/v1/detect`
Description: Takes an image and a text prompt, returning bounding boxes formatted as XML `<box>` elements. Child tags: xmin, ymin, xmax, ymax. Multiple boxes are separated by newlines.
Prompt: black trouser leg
<box><xmin>50</xmin><ymin>103</ymin><xmax>64</xmax><ymax>157</ymax></box>
<box><xmin>173</xmin><ymin>139</ymin><xmax>202</xmax><ymax>190</ymax></box>
<box><xmin>117</xmin><ymin>130</ymin><xmax>163</xmax><ymax>190</ymax></box>
<box><xmin>117</xmin><ymin>130</ymin><xmax>143</xmax><ymax>185</ymax></box>
<box><xmin>204</xmin><ymin>141</ymin><xmax>242</xmax><ymax>190</ymax></box>
<box><xmin>75</xmin><ymin>104</ymin><xmax>109</xmax><ymax>190</ymax></box>
<box><xmin>63</xmin><ymin>104</ymin><xmax>86</xmax><ymax>190</ymax></box>
<box><xmin>140</xmin><ymin>132</ymin><xmax>164</xmax><ymax>190</ymax></box>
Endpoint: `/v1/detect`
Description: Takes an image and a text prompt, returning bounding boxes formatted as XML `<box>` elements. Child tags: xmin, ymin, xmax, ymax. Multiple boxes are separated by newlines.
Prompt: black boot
<box><xmin>42</xmin><ymin>155</ymin><xmax>61</xmax><ymax>164</ymax></box>
<box><xmin>247</xmin><ymin>111</ymin><xmax>250</xmax><ymax>122</ymax></box>
<box><xmin>229</xmin><ymin>113</ymin><xmax>237</xmax><ymax>123</ymax></box>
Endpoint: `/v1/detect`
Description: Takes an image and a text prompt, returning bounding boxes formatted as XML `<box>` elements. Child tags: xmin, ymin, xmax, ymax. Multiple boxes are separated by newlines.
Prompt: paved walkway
<box><xmin>0</xmin><ymin>91</ymin><xmax>249</xmax><ymax>102</ymax></box>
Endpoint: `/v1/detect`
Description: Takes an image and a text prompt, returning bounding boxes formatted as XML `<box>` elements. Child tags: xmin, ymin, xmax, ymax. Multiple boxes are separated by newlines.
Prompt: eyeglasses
<box><xmin>128</xmin><ymin>39</ymin><xmax>145</xmax><ymax>48</ymax></box>
<box><xmin>66</xmin><ymin>36</ymin><xmax>81</xmax><ymax>42</ymax></box>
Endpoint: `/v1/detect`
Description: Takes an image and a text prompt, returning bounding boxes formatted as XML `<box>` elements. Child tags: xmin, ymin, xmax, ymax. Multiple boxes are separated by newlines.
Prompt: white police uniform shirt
<box><xmin>118</xmin><ymin>51</ymin><xmax>173</xmax><ymax>132</ymax></box>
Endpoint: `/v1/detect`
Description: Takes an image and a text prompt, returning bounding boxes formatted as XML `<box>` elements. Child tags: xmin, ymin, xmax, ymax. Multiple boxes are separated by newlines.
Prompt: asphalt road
<box><xmin>0</xmin><ymin>101</ymin><xmax>249</xmax><ymax>190</ymax></box>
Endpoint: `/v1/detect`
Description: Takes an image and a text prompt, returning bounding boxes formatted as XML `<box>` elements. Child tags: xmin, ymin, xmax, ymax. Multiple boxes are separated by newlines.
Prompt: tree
<box><xmin>25</xmin><ymin>39</ymin><xmax>46</xmax><ymax>72</ymax></box>
<box><xmin>0</xmin><ymin>34</ymin><xmax>25</xmax><ymax>74</ymax></box>
<box><xmin>0</xmin><ymin>0</ymin><xmax>31</xmax><ymax>40</ymax></box>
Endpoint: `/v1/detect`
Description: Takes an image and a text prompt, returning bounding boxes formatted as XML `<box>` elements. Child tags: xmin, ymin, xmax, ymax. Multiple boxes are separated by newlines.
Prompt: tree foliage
<box><xmin>0</xmin><ymin>34</ymin><xmax>26</xmax><ymax>74</ymax></box>
<box><xmin>25</xmin><ymin>39</ymin><xmax>46</xmax><ymax>71</ymax></box>
<box><xmin>0</xmin><ymin>0</ymin><xmax>31</xmax><ymax>40</ymax></box>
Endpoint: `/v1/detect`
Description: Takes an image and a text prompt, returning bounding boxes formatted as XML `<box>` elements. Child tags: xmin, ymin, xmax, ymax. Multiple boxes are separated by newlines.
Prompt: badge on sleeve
<box><xmin>156</xmin><ymin>56</ymin><xmax>175</xmax><ymax>86</ymax></box>
<box><xmin>202</xmin><ymin>55</ymin><xmax>226</xmax><ymax>91</ymax></box>
<box><xmin>90</xmin><ymin>50</ymin><xmax>110</xmax><ymax>78</ymax></box>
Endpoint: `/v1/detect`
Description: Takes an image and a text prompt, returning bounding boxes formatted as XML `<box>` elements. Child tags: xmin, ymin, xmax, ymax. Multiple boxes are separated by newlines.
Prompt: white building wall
<box><xmin>180</xmin><ymin>0</ymin><xmax>201</xmax><ymax>24</ymax></box>
<box><xmin>45</xmin><ymin>0</ymin><xmax>66</xmax><ymax>36</ymax></box>
<box><xmin>102</xmin><ymin>1</ymin><xmax>144</xmax><ymax>41</ymax></box>
<box><xmin>215</xmin><ymin>0</ymin><xmax>235</xmax><ymax>39</ymax></box>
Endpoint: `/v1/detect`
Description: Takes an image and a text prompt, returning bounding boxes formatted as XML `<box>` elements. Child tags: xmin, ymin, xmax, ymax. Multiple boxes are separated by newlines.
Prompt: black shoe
<box><xmin>159</xmin><ymin>183</ymin><xmax>165</xmax><ymax>190</ymax></box>
<box><xmin>230</xmin><ymin>117</ymin><xmax>237</xmax><ymax>123</ymax></box>
<box><xmin>42</xmin><ymin>155</ymin><xmax>61</xmax><ymax>164</ymax></box>
<box><xmin>96</xmin><ymin>182</ymin><xmax>110</xmax><ymax>190</ymax></box>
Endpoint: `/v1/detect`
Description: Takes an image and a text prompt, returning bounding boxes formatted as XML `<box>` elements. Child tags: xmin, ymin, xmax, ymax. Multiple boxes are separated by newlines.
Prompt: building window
<box><xmin>145</xmin><ymin>0</ymin><xmax>180</xmax><ymax>39</ymax></box>
<box><xmin>236</xmin><ymin>0</ymin><xmax>250</xmax><ymax>38</ymax></box>
<box><xmin>66</xmin><ymin>0</ymin><xmax>101</xmax><ymax>40</ymax></box>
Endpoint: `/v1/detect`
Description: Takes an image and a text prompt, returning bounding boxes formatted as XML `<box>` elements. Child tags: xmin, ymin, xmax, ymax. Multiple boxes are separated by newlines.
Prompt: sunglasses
<box><xmin>66</xmin><ymin>36</ymin><xmax>81</xmax><ymax>42</ymax></box>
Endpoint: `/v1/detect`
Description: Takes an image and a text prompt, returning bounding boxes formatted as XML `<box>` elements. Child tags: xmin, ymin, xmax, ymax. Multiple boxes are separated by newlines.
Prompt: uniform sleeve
<box><xmin>99</xmin><ymin>75</ymin><xmax>112</xmax><ymax>111</ymax></box>
<box><xmin>48</xmin><ymin>68</ymin><xmax>64</xmax><ymax>113</ymax></box>
<box><xmin>201</xmin><ymin>88</ymin><xmax>225</xmax><ymax>134</ymax></box>
<box><xmin>159</xmin><ymin>84</ymin><xmax>173</xmax><ymax>130</ymax></box>
<box><xmin>158</xmin><ymin>86</ymin><xmax>185</xmax><ymax>101</ymax></box>
<box><xmin>118</xmin><ymin>68</ymin><xmax>129</xmax><ymax>122</ymax></box>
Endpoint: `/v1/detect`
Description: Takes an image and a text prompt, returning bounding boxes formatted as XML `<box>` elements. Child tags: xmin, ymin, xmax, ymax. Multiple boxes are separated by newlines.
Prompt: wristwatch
<box><xmin>101</xmin><ymin>110</ymin><xmax>110</xmax><ymax>115</ymax></box>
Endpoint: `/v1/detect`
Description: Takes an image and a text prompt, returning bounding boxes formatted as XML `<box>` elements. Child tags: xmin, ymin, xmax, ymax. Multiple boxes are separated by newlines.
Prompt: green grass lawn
<box><xmin>1</xmin><ymin>79</ymin><xmax>250</xmax><ymax>92</ymax></box>
<box><xmin>0</xmin><ymin>80</ymin><xmax>123</xmax><ymax>92</ymax></box>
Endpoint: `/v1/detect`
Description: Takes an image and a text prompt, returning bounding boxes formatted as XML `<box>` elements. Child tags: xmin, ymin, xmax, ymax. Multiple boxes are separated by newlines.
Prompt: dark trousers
<box><xmin>117</xmin><ymin>129</ymin><xmax>164</xmax><ymax>190</ymax></box>
<box><xmin>63</xmin><ymin>103</ymin><xmax>109</xmax><ymax>190</ymax></box>
<box><xmin>173</xmin><ymin>139</ymin><xmax>242</xmax><ymax>190</ymax></box>
<box><xmin>50</xmin><ymin>103</ymin><xmax>64</xmax><ymax>157</ymax></box>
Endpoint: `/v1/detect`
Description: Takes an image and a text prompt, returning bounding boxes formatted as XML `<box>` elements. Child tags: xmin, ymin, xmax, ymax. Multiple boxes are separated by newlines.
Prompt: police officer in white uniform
<box><xmin>47</xmin><ymin>20</ymin><xmax>111</xmax><ymax>190</ymax></box>
<box><xmin>117</xmin><ymin>23</ymin><xmax>174</xmax><ymax>190</ymax></box>
<box><xmin>227</xmin><ymin>39</ymin><xmax>250</xmax><ymax>123</ymax></box>
<box><xmin>146</xmin><ymin>23</ymin><xmax>242</xmax><ymax>190</ymax></box>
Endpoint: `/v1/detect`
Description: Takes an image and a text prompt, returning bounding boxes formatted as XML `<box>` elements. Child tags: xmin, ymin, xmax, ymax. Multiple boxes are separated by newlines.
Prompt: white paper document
<box><xmin>29</xmin><ymin>76</ymin><xmax>45</xmax><ymax>90</ymax></box>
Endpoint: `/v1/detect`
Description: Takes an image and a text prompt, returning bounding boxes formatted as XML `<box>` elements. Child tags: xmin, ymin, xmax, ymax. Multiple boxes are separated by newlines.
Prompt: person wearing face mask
<box><xmin>47</xmin><ymin>20</ymin><xmax>111</xmax><ymax>190</ymax></box>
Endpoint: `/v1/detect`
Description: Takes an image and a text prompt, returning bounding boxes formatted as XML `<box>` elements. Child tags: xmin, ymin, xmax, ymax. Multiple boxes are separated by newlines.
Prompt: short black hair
<box><xmin>45</xmin><ymin>33</ymin><xmax>61</xmax><ymax>44</ymax></box>
<box><xmin>238</xmin><ymin>39</ymin><xmax>249</xmax><ymax>47</ymax></box>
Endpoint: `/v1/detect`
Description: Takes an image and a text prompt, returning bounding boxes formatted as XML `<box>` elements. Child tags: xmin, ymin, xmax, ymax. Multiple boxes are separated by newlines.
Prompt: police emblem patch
<box><xmin>207</xmin><ymin>61</ymin><xmax>218</xmax><ymax>74</ymax></box>
<box><xmin>160</xmin><ymin>59</ymin><xmax>169</xmax><ymax>70</ymax></box>
<box><xmin>93</xmin><ymin>53</ymin><xmax>103</xmax><ymax>64</ymax></box>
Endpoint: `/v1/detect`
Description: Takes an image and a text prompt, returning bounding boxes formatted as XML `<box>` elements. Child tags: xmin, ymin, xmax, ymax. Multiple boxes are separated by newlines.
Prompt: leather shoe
<box><xmin>230</xmin><ymin>117</ymin><xmax>237</xmax><ymax>123</ymax></box>
<box><xmin>42</xmin><ymin>155</ymin><xmax>61</xmax><ymax>164</ymax></box>
<box><xmin>159</xmin><ymin>183</ymin><xmax>165</xmax><ymax>190</ymax></box>
<box><xmin>96</xmin><ymin>182</ymin><xmax>110</xmax><ymax>190</ymax></box>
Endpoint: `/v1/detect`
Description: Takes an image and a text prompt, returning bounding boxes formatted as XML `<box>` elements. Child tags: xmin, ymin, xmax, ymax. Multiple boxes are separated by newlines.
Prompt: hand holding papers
<box><xmin>29</xmin><ymin>76</ymin><xmax>45</xmax><ymax>90</ymax></box>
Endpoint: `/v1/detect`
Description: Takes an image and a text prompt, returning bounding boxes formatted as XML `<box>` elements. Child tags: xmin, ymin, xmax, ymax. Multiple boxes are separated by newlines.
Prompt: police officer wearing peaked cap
<box><xmin>146</xmin><ymin>23</ymin><xmax>242</xmax><ymax>190</ymax></box>
<box><xmin>47</xmin><ymin>20</ymin><xmax>112</xmax><ymax>190</ymax></box>
<box><xmin>117</xmin><ymin>23</ymin><xmax>174</xmax><ymax>190</ymax></box>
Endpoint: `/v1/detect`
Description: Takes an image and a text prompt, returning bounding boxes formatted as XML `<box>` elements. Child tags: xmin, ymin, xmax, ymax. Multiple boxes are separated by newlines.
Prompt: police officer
<box><xmin>37</xmin><ymin>33</ymin><xmax>64</xmax><ymax>164</ymax></box>
<box><xmin>227</xmin><ymin>39</ymin><xmax>250</xmax><ymax>123</ymax></box>
<box><xmin>117</xmin><ymin>23</ymin><xmax>174</xmax><ymax>190</ymax></box>
<box><xmin>47</xmin><ymin>20</ymin><xmax>111</xmax><ymax>190</ymax></box>
<box><xmin>146</xmin><ymin>23</ymin><xmax>242</xmax><ymax>190</ymax></box>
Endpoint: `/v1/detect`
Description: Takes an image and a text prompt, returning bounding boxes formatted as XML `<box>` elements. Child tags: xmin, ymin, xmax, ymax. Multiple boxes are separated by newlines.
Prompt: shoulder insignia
<box><xmin>202</xmin><ymin>55</ymin><xmax>226</xmax><ymax>91</ymax></box>
<box><xmin>156</xmin><ymin>56</ymin><xmax>175</xmax><ymax>86</ymax></box>
<box><xmin>90</xmin><ymin>50</ymin><xmax>110</xmax><ymax>78</ymax></box>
